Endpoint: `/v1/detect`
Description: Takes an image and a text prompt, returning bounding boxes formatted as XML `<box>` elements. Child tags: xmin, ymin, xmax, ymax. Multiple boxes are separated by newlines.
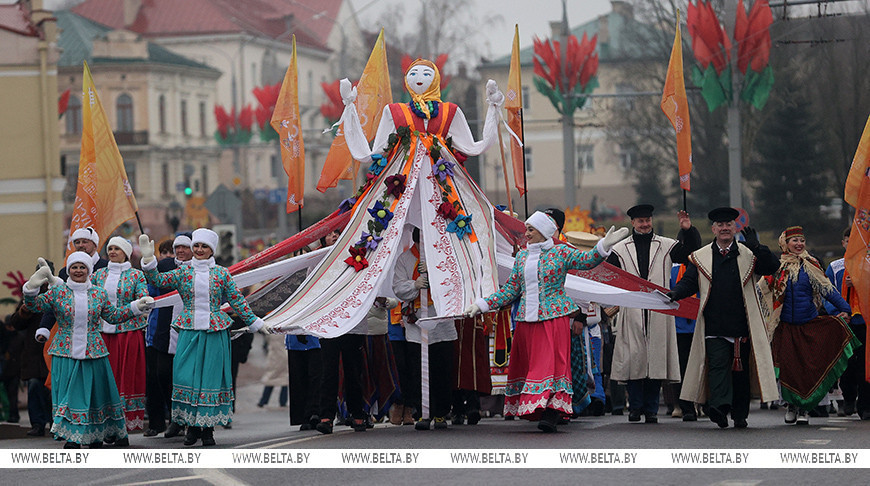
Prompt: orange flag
<box><xmin>505</xmin><ymin>24</ymin><xmax>526</xmax><ymax>196</ymax></box>
<box><xmin>317</xmin><ymin>29</ymin><xmax>392</xmax><ymax>193</ymax></box>
<box><xmin>661</xmin><ymin>14</ymin><xmax>693</xmax><ymax>191</ymax></box>
<box><xmin>271</xmin><ymin>35</ymin><xmax>305</xmax><ymax>213</ymax></box>
<box><xmin>66</xmin><ymin>61</ymin><xmax>138</xmax><ymax>257</ymax></box>
<box><xmin>843</xmin><ymin>113</ymin><xmax>870</xmax><ymax>380</ymax></box>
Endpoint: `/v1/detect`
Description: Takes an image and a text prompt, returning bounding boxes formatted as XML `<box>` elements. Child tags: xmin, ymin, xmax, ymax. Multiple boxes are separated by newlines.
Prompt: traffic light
<box><xmin>183</xmin><ymin>178</ymin><xmax>193</xmax><ymax>197</ymax></box>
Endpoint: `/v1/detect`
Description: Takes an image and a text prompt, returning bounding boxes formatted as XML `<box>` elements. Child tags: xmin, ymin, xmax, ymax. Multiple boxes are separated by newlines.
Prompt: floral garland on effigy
<box><xmin>336</xmin><ymin>104</ymin><xmax>474</xmax><ymax>272</ymax></box>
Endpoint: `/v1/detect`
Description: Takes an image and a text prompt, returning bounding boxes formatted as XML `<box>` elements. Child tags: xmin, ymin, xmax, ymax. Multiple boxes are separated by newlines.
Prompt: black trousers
<box><xmin>287</xmin><ymin>348</ymin><xmax>322</xmax><ymax>425</ymax></box>
<box><xmin>319</xmin><ymin>334</ymin><xmax>365</xmax><ymax>421</ymax></box>
<box><xmin>406</xmin><ymin>341</ymin><xmax>454</xmax><ymax>419</ymax></box>
<box><xmin>674</xmin><ymin>332</ymin><xmax>696</xmax><ymax>415</ymax></box>
<box><xmin>452</xmin><ymin>389</ymin><xmax>481</xmax><ymax>416</ymax></box>
<box><xmin>627</xmin><ymin>378</ymin><xmax>661</xmax><ymax>415</ymax></box>
<box><xmin>840</xmin><ymin>322</ymin><xmax>870</xmax><ymax>414</ymax></box>
<box><xmin>144</xmin><ymin>346</ymin><xmax>174</xmax><ymax>431</ymax></box>
<box><xmin>390</xmin><ymin>340</ymin><xmax>414</xmax><ymax>406</ymax></box>
<box><xmin>706</xmin><ymin>337</ymin><xmax>750</xmax><ymax>421</ymax></box>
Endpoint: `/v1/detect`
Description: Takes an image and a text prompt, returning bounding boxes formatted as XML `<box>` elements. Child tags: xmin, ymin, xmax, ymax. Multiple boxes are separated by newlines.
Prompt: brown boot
<box><xmin>402</xmin><ymin>406</ymin><xmax>415</xmax><ymax>425</ymax></box>
<box><xmin>389</xmin><ymin>404</ymin><xmax>403</xmax><ymax>425</ymax></box>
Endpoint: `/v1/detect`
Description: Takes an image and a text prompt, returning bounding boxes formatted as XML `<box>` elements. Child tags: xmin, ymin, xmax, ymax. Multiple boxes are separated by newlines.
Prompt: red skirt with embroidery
<box><xmin>103</xmin><ymin>330</ymin><xmax>146</xmax><ymax>431</ymax></box>
<box><xmin>503</xmin><ymin>316</ymin><xmax>573</xmax><ymax>420</ymax></box>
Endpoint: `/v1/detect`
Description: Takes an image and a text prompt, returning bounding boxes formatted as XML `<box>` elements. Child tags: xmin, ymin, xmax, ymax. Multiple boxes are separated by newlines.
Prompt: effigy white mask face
<box><xmin>406</xmin><ymin>65</ymin><xmax>435</xmax><ymax>95</ymax></box>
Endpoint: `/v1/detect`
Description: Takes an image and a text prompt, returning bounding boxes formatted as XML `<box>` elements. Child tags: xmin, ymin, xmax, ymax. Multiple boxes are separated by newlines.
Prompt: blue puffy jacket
<box><xmin>781</xmin><ymin>268</ymin><xmax>850</xmax><ymax>325</ymax></box>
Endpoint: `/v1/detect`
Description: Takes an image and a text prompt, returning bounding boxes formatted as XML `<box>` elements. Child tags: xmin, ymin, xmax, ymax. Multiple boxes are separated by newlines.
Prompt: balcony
<box><xmin>114</xmin><ymin>131</ymin><xmax>149</xmax><ymax>146</ymax></box>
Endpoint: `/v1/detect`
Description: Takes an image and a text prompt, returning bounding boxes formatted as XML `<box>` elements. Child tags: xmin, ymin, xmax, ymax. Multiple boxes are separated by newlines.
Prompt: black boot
<box><xmin>165</xmin><ymin>422</ymin><xmax>185</xmax><ymax>438</ymax></box>
<box><xmin>183</xmin><ymin>426</ymin><xmax>201</xmax><ymax>446</ymax></box>
<box><xmin>201</xmin><ymin>427</ymin><xmax>215</xmax><ymax>446</ymax></box>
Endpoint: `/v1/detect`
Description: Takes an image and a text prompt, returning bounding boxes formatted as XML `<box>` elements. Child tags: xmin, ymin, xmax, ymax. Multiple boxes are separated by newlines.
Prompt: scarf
<box><xmin>404</xmin><ymin>58</ymin><xmax>442</xmax><ymax>119</ymax></box>
<box><xmin>770</xmin><ymin>231</ymin><xmax>835</xmax><ymax>310</ymax></box>
<box><xmin>67</xmin><ymin>279</ymin><xmax>92</xmax><ymax>359</ymax></box>
<box><xmin>192</xmin><ymin>257</ymin><xmax>216</xmax><ymax>331</ymax></box>
<box><xmin>523</xmin><ymin>239</ymin><xmax>554</xmax><ymax>321</ymax></box>
<box><xmin>101</xmin><ymin>261</ymin><xmax>131</xmax><ymax>333</ymax></box>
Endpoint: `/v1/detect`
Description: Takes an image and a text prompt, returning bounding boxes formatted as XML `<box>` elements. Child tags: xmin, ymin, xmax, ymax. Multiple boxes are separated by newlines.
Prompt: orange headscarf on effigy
<box><xmin>404</xmin><ymin>58</ymin><xmax>442</xmax><ymax>119</ymax></box>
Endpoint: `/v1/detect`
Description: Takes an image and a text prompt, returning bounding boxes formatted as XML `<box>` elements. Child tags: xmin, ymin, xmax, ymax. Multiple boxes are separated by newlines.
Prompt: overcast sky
<box><xmin>350</xmin><ymin>0</ymin><xmax>614</xmax><ymax>59</ymax></box>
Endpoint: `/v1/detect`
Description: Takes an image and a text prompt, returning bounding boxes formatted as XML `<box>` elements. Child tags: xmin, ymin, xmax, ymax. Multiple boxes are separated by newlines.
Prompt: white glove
<box><xmin>486</xmin><ymin>79</ymin><xmax>505</xmax><ymax>106</ymax></box>
<box><xmin>134</xmin><ymin>296</ymin><xmax>155</xmax><ymax>313</ymax></box>
<box><xmin>464</xmin><ymin>304</ymin><xmax>481</xmax><ymax>318</ymax></box>
<box><xmin>35</xmin><ymin>328</ymin><xmax>50</xmax><ymax>343</ymax></box>
<box><xmin>139</xmin><ymin>234</ymin><xmax>155</xmax><ymax>265</ymax></box>
<box><xmin>339</xmin><ymin>78</ymin><xmax>357</xmax><ymax>105</ymax></box>
<box><xmin>24</xmin><ymin>264</ymin><xmax>53</xmax><ymax>292</ymax></box>
<box><xmin>35</xmin><ymin>258</ymin><xmax>63</xmax><ymax>287</ymax></box>
<box><xmin>599</xmin><ymin>226</ymin><xmax>630</xmax><ymax>254</ymax></box>
<box><xmin>414</xmin><ymin>274</ymin><xmax>429</xmax><ymax>290</ymax></box>
<box><xmin>248</xmin><ymin>318</ymin><xmax>265</xmax><ymax>334</ymax></box>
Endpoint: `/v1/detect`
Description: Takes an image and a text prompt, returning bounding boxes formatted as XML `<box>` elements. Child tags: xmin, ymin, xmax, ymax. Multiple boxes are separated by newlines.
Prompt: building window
<box><xmin>161</xmin><ymin>162</ymin><xmax>169</xmax><ymax>195</ymax></box>
<box><xmin>523</xmin><ymin>146</ymin><xmax>533</xmax><ymax>174</ymax></box>
<box><xmin>180</xmin><ymin>100</ymin><xmax>188</xmax><ymax>135</ymax></box>
<box><xmin>616</xmin><ymin>83</ymin><xmax>635</xmax><ymax>111</ymax></box>
<box><xmin>199</xmin><ymin>101</ymin><xmax>207</xmax><ymax>137</ymax></box>
<box><xmin>65</xmin><ymin>95</ymin><xmax>82</xmax><ymax>135</ymax></box>
<box><xmin>116</xmin><ymin>93</ymin><xmax>134</xmax><ymax>132</ymax></box>
<box><xmin>158</xmin><ymin>95</ymin><xmax>166</xmax><ymax>133</ymax></box>
<box><xmin>619</xmin><ymin>147</ymin><xmax>634</xmax><ymax>171</ymax></box>
<box><xmin>201</xmin><ymin>165</ymin><xmax>209</xmax><ymax>195</ymax></box>
<box><xmin>522</xmin><ymin>85</ymin><xmax>530</xmax><ymax>110</ymax></box>
<box><xmin>576</xmin><ymin>145</ymin><xmax>594</xmax><ymax>172</ymax></box>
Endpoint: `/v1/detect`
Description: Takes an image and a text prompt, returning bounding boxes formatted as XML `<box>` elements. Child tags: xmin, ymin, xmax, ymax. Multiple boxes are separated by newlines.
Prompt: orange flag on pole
<box><xmin>505</xmin><ymin>24</ymin><xmax>526</xmax><ymax>196</ymax></box>
<box><xmin>271</xmin><ymin>35</ymin><xmax>305</xmax><ymax>213</ymax></box>
<box><xmin>843</xmin><ymin>113</ymin><xmax>870</xmax><ymax>381</ymax></box>
<box><xmin>661</xmin><ymin>14</ymin><xmax>693</xmax><ymax>191</ymax></box>
<box><xmin>66</xmin><ymin>61</ymin><xmax>138</xmax><ymax>257</ymax></box>
<box><xmin>317</xmin><ymin>29</ymin><xmax>392</xmax><ymax>193</ymax></box>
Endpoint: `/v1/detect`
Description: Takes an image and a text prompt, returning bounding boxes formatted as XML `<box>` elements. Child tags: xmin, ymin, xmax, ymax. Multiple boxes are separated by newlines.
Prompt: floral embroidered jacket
<box><xmin>142</xmin><ymin>258</ymin><xmax>259</xmax><ymax>332</ymax></box>
<box><xmin>477</xmin><ymin>241</ymin><xmax>606</xmax><ymax>322</ymax></box>
<box><xmin>92</xmin><ymin>263</ymin><xmax>149</xmax><ymax>333</ymax></box>
<box><xmin>24</xmin><ymin>282</ymin><xmax>142</xmax><ymax>359</ymax></box>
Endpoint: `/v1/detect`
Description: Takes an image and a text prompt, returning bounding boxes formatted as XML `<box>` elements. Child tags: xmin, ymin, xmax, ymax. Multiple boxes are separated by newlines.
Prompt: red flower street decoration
<box><xmin>344</xmin><ymin>246</ymin><xmax>369</xmax><ymax>271</ymax></box>
<box><xmin>214</xmin><ymin>104</ymin><xmax>254</xmax><ymax>146</ymax></box>
<box><xmin>688</xmin><ymin>0</ymin><xmax>774</xmax><ymax>111</ymax></box>
<box><xmin>532</xmin><ymin>32</ymin><xmax>599</xmax><ymax>116</ymax></box>
<box><xmin>253</xmin><ymin>82</ymin><xmax>281</xmax><ymax>142</ymax></box>
<box><xmin>384</xmin><ymin>174</ymin><xmax>406</xmax><ymax>199</ymax></box>
<box><xmin>58</xmin><ymin>89</ymin><xmax>71</xmax><ymax>119</ymax></box>
<box><xmin>2</xmin><ymin>270</ymin><xmax>26</xmax><ymax>299</ymax></box>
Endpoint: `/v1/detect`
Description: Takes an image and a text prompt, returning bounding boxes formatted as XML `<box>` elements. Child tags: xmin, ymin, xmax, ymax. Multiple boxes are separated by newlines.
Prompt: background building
<box><xmin>0</xmin><ymin>0</ymin><xmax>63</xmax><ymax>308</ymax></box>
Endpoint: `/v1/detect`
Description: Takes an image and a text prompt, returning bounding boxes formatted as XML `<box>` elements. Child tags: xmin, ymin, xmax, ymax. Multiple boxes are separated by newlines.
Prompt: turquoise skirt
<box><xmin>171</xmin><ymin>329</ymin><xmax>234</xmax><ymax>427</ymax></box>
<box><xmin>50</xmin><ymin>356</ymin><xmax>128</xmax><ymax>444</ymax></box>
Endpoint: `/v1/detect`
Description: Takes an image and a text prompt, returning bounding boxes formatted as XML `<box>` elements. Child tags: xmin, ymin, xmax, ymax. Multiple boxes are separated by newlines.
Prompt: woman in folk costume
<box><xmin>763</xmin><ymin>226</ymin><xmax>859</xmax><ymax>425</ymax></box>
<box><xmin>92</xmin><ymin>236</ymin><xmax>149</xmax><ymax>434</ymax></box>
<box><xmin>138</xmin><ymin>228</ymin><xmax>265</xmax><ymax>446</ymax></box>
<box><xmin>24</xmin><ymin>252</ymin><xmax>154</xmax><ymax>449</ymax></box>
<box><xmin>465</xmin><ymin>212</ymin><xmax>629</xmax><ymax>432</ymax></box>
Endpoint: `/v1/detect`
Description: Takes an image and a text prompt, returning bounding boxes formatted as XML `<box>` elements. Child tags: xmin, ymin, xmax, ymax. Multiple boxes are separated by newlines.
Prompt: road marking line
<box><xmin>818</xmin><ymin>427</ymin><xmax>846</xmax><ymax>431</ymax></box>
<box><xmin>798</xmin><ymin>439</ymin><xmax>831</xmax><ymax>445</ymax></box>
<box><xmin>200</xmin><ymin>468</ymin><xmax>248</xmax><ymax>486</ymax></box>
<box><xmin>119</xmin><ymin>476</ymin><xmax>203</xmax><ymax>486</ymax></box>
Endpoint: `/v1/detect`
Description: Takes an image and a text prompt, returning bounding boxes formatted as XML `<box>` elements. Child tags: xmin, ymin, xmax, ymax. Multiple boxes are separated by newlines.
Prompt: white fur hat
<box><xmin>107</xmin><ymin>236</ymin><xmax>133</xmax><ymax>259</ymax></box>
<box><xmin>192</xmin><ymin>228</ymin><xmax>219</xmax><ymax>252</ymax></box>
<box><xmin>66</xmin><ymin>251</ymin><xmax>94</xmax><ymax>275</ymax></box>
<box><xmin>526</xmin><ymin>211</ymin><xmax>558</xmax><ymax>239</ymax></box>
<box><xmin>173</xmin><ymin>235</ymin><xmax>192</xmax><ymax>248</ymax></box>
<box><xmin>70</xmin><ymin>227</ymin><xmax>100</xmax><ymax>247</ymax></box>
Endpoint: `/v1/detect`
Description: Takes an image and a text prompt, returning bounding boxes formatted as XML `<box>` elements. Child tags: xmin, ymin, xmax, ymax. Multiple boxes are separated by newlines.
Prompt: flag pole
<box><xmin>134</xmin><ymin>211</ymin><xmax>145</xmax><ymax>234</ymax></box>
<box><xmin>496</xmin><ymin>124</ymin><xmax>514</xmax><ymax>216</ymax></box>
<box><xmin>519</xmin><ymin>108</ymin><xmax>529</xmax><ymax>219</ymax></box>
<box><xmin>682</xmin><ymin>189</ymin><xmax>687</xmax><ymax>212</ymax></box>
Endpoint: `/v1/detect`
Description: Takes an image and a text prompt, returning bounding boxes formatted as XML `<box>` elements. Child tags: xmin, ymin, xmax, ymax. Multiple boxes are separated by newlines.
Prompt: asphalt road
<box><xmin>2</xmin><ymin>335</ymin><xmax>868</xmax><ymax>484</ymax></box>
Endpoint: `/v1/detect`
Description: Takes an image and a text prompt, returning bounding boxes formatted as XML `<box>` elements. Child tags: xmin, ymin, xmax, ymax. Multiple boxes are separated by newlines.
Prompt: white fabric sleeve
<box><xmin>342</xmin><ymin>105</ymin><xmax>395</xmax><ymax>164</ymax></box>
<box><xmin>142</xmin><ymin>258</ymin><xmax>158</xmax><ymax>271</ymax></box>
<box><xmin>35</xmin><ymin>328</ymin><xmax>50</xmax><ymax>342</ymax></box>
<box><xmin>392</xmin><ymin>251</ymin><xmax>420</xmax><ymax>302</ymax></box>
<box><xmin>595</xmin><ymin>239</ymin><xmax>611</xmax><ymax>257</ymax></box>
<box><xmin>447</xmin><ymin>104</ymin><xmax>499</xmax><ymax>157</ymax></box>
<box><xmin>474</xmin><ymin>297</ymin><xmax>490</xmax><ymax>314</ymax></box>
